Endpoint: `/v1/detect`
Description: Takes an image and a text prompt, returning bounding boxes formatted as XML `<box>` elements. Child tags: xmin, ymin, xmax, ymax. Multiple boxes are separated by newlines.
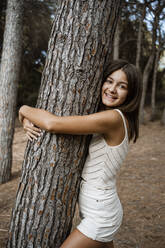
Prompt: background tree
<box><xmin>161</xmin><ymin>107</ymin><xmax>165</xmax><ymax>125</ymax></box>
<box><xmin>150</xmin><ymin>28</ymin><xmax>162</xmax><ymax>121</ymax></box>
<box><xmin>139</xmin><ymin>0</ymin><xmax>165</xmax><ymax>123</ymax></box>
<box><xmin>0</xmin><ymin>0</ymin><xmax>23</xmax><ymax>184</ymax></box>
<box><xmin>135</xmin><ymin>2</ymin><xmax>146</xmax><ymax>69</ymax></box>
<box><xmin>0</xmin><ymin>0</ymin><xmax>53</xmax><ymax>184</ymax></box>
<box><xmin>150</xmin><ymin>10</ymin><xmax>165</xmax><ymax>121</ymax></box>
<box><xmin>113</xmin><ymin>19</ymin><xmax>120</xmax><ymax>60</ymax></box>
<box><xmin>7</xmin><ymin>1</ymin><xmax>122</xmax><ymax>247</ymax></box>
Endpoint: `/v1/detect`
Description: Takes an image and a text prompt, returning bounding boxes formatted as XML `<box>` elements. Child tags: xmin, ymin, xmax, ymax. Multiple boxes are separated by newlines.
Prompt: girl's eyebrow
<box><xmin>106</xmin><ymin>78</ymin><xmax>112</xmax><ymax>83</ymax></box>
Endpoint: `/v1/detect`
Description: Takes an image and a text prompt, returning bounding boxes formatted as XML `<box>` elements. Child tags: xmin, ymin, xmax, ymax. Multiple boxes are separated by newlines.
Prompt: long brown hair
<box><xmin>101</xmin><ymin>59</ymin><xmax>142</xmax><ymax>143</ymax></box>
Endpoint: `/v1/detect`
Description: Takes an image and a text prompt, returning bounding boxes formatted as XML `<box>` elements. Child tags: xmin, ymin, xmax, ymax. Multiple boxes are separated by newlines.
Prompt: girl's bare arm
<box><xmin>19</xmin><ymin>105</ymin><xmax>121</xmax><ymax>135</ymax></box>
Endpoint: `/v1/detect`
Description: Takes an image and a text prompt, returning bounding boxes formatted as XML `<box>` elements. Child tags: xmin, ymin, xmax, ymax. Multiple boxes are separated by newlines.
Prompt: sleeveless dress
<box><xmin>77</xmin><ymin>109</ymin><xmax>129</xmax><ymax>242</ymax></box>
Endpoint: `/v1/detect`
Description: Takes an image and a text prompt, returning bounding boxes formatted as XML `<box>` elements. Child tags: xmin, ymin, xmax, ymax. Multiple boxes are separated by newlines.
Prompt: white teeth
<box><xmin>105</xmin><ymin>93</ymin><xmax>116</xmax><ymax>99</ymax></box>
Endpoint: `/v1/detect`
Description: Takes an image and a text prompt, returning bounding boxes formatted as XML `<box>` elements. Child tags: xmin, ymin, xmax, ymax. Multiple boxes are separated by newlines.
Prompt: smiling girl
<box><xmin>19</xmin><ymin>59</ymin><xmax>142</xmax><ymax>248</ymax></box>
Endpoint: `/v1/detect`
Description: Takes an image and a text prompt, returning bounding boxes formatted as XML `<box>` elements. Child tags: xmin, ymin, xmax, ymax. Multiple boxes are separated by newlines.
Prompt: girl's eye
<box><xmin>119</xmin><ymin>84</ymin><xmax>127</xmax><ymax>89</ymax></box>
<box><xmin>106</xmin><ymin>80</ymin><xmax>113</xmax><ymax>84</ymax></box>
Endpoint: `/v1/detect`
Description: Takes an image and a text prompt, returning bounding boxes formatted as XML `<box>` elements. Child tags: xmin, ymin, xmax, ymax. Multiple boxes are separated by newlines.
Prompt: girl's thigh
<box><xmin>60</xmin><ymin>229</ymin><xmax>114</xmax><ymax>248</ymax></box>
<box><xmin>105</xmin><ymin>241</ymin><xmax>114</xmax><ymax>248</ymax></box>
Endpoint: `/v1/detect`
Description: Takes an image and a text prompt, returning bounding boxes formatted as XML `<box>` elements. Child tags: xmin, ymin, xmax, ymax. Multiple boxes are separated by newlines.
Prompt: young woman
<box><xmin>19</xmin><ymin>59</ymin><xmax>142</xmax><ymax>248</ymax></box>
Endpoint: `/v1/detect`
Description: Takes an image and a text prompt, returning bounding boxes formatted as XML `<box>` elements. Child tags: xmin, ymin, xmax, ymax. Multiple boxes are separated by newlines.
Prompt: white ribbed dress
<box><xmin>77</xmin><ymin>109</ymin><xmax>129</xmax><ymax>242</ymax></box>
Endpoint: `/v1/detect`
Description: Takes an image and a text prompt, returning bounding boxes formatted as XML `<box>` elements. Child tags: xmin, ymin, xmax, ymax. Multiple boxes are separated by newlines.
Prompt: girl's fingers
<box><xmin>26</xmin><ymin>133</ymin><xmax>33</xmax><ymax>141</ymax></box>
<box><xmin>23</xmin><ymin>119</ymin><xmax>42</xmax><ymax>141</ymax></box>
<box><xmin>25</xmin><ymin>125</ymin><xmax>41</xmax><ymax>133</ymax></box>
<box><xmin>30</xmin><ymin>126</ymin><xmax>41</xmax><ymax>132</ymax></box>
<box><xmin>26</xmin><ymin>131</ymin><xmax>38</xmax><ymax>140</ymax></box>
<box><xmin>25</xmin><ymin>127</ymin><xmax>41</xmax><ymax>136</ymax></box>
<box><xmin>23</xmin><ymin>119</ymin><xmax>41</xmax><ymax>133</ymax></box>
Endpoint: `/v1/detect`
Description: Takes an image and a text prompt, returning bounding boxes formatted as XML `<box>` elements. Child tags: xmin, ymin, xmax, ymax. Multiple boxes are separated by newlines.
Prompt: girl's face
<box><xmin>101</xmin><ymin>69</ymin><xmax>128</xmax><ymax>108</ymax></box>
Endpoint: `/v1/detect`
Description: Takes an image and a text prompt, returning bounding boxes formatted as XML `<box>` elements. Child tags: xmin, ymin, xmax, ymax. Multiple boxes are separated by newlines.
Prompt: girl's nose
<box><xmin>109</xmin><ymin>84</ymin><xmax>116</xmax><ymax>93</ymax></box>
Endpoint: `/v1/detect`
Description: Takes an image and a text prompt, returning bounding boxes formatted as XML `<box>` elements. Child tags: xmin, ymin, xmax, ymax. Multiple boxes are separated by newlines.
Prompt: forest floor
<box><xmin>0</xmin><ymin>112</ymin><xmax>165</xmax><ymax>248</ymax></box>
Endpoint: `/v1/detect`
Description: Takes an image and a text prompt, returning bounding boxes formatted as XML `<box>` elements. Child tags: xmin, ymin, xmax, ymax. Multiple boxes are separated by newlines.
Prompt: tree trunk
<box><xmin>150</xmin><ymin>47</ymin><xmax>160</xmax><ymax>121</ymax></box>
<box><xmin>0</xmin><ymin>0</ymin><xmax>23</xmax><ymax>184</ymax></box>
<box><xmin>113</xmin><ymin>20</ymin><xmax>120</xmax><ymax>60</ymax></box>
<box><xmin>161</xmin><ymin>107</ymin><xmax>165</xmax><ymax>125</ymax></box>
<box><xmin>139</xmin><ymin>53</ymin><xmax>154</xmax><ymax>123</ymax></box>
<box><xmin>139</xmin><ymin>4</ymin><xmax>160</xmax><ymax>124</ymax></box>
<box><xmin>136</xmin><ymin>5</ymin><xmax>145</xmax><ymax>69</ymax></box>
<box><xmin>7</xmin><ymin>1</ymin><xmax>122</xmax><ymax>247</ymax></box>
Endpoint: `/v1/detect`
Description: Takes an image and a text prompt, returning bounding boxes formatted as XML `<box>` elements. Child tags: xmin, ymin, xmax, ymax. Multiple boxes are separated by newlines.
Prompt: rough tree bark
<box><xmin>0</xmin><ymin>0</ymin><xmax>23</xmax><ymax>184</ymax></box>
<box><xmin>7</xmin><ymin>1</ymin><xmax>122</xmax><ymax>247</ymax></box>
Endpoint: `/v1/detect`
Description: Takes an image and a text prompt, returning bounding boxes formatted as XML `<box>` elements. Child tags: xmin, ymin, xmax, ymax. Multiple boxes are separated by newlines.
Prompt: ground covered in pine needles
<box><xmin>0</xmin><ymin>115</ymin><xmax>165</xmax><ymax>248</ymax></box>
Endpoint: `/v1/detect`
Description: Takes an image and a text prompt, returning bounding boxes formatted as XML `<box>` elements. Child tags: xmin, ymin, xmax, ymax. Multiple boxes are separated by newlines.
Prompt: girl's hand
<box><xmin>23</xmin><ymin>118</ymin><xmax>41</xmax><ymax>141</ymax></box>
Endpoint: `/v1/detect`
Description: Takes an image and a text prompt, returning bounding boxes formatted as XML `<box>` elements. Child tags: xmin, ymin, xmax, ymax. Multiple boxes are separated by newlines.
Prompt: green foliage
<box><xmin>0</xmin><ymin>0</ymin><xmax>55</xmax><ymax>107</ymax></box>
<box><xmin>19</xmin><ymin>0</ymin><xmax>55</xmax><ymax>107</ymax></box>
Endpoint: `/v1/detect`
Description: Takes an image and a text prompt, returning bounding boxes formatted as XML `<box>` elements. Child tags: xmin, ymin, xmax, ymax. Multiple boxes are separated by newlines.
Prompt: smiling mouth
<box><xmin>105</xmin><ymin>93</ymin><xmax>117</xmax><ymax>100</ymax></box>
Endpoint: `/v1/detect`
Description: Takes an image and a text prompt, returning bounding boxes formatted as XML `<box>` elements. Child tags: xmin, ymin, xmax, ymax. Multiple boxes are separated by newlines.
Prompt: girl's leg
<box><xmin>106</xmin><ymin>241</ymin><xmax>115</xmax><ymax>248</ymax></box>
<box><xmin>60</xmin><ymin>229</ymin><xmax>114</xmax><ymax>248</ymax></box>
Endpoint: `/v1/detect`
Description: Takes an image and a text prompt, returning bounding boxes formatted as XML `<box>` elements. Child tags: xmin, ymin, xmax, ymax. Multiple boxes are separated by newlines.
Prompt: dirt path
<box><xmin>0</xmin><ymin>121</ymin><xmax>165</xmax><ymax>248</ymax></box>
